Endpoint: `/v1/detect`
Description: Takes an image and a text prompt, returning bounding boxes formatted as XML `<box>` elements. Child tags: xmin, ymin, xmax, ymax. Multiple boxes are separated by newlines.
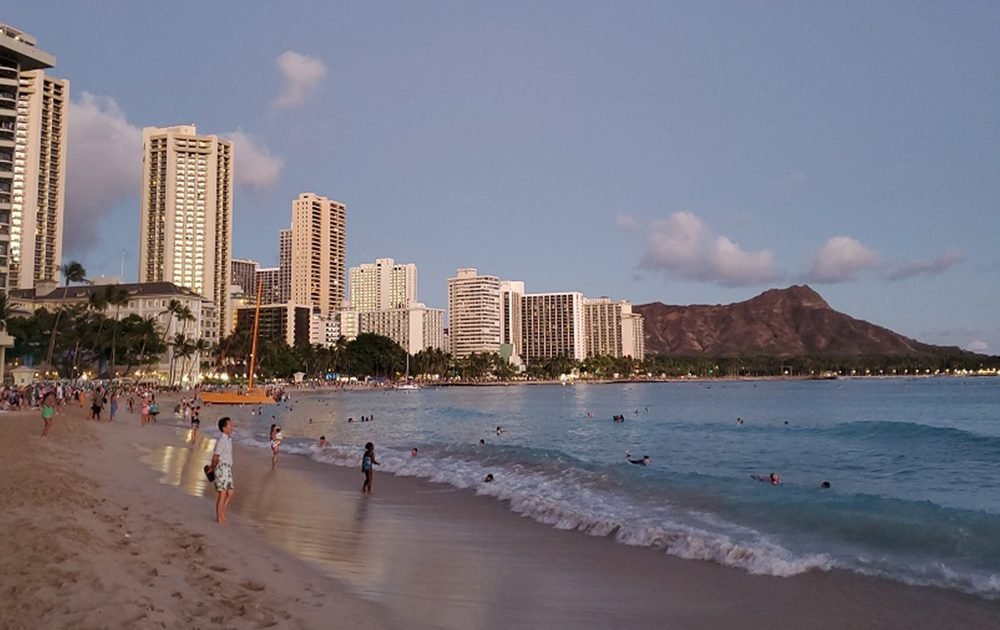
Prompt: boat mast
<box><xmin>247</xmin><ymin>278</ymin><xmax>264</xmax><ymax>390</ymax></box>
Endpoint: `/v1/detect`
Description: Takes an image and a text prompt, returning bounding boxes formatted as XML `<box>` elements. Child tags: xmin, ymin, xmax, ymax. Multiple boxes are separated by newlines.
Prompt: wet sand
<box><xmin>0</xmin><ymin>400</ymin><xmax>390</xmax><ymax>629</ymax></box>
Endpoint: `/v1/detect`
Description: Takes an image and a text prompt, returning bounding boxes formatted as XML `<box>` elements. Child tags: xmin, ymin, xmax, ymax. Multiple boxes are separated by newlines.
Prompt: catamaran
<box><xmin>201</xmin><ymin>279</ymin><xmax>275</xmax><ymax>405</ymax></box>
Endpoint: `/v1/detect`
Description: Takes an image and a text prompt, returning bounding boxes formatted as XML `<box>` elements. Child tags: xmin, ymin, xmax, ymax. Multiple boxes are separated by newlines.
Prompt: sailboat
<box><xmin>395</xmin><ymin>354</ymin><xmax>419</xmax><ymax>390</ymax></box>
<box><xmin>201</xmin><ymin>279</ymin><xmax>275</xmax><ymax>405</ymax></box>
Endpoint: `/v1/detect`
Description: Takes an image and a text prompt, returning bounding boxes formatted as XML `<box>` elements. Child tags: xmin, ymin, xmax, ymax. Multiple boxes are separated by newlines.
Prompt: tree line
<box><xmin>2</xmin><ymin>262</ymin><xmax>995</xmax><ymax>383</ymax></box>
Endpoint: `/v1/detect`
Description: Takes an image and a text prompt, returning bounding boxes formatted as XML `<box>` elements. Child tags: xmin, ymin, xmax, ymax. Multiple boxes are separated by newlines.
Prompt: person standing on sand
<box><xmin>40</xmin><ymin>392</ymin><xmax>55</xmax><ymax>437</ymax></box>
<box><xmin>270</xmin><ymin>425</ymin><xmax>283</xmax><ymax>468</ymax></box>
<box><xmin>140</xmin><ymin>397</ymin><xmax>150</xmax><ymax>426</ymax></box>
<box><xmin>208</xmin><ymin>417</ymin><xmax>236</xmax><ymax>524</ymax></box>
<box><xmin>361</xmin><ymin>442</ymin><xmax>380</xmax><ymax>494</ymax></box>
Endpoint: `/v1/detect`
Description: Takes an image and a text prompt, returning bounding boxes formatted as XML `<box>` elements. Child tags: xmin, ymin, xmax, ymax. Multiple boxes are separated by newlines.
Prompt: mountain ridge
<box><xmin>634</xmin><ymin>285</ymin><xmax>972</xmax><ymax>358</ymax></box>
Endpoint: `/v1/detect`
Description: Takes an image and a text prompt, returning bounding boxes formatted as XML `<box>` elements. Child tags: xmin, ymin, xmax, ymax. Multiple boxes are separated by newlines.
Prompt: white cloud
<box><xmin>639</xmin><ymin>211</ymin><xmax>777</xmax><ymax>287</ymax></box>
<box><xmin>965</xmin><ymin>340</ymin><xmax>989</xmax><ymax>353</ymax></box>
<box><xmin>272</xmin><ymin>51</ymin><xmax>327</xmax><ymax>109</ymax></box>
<box><xmin>888</xmin><ymin>249</ymin><xmax>962</xmax><ymax>281</ymax></box>
<box><xmin>65</xmin><ymin>92</ymin><xmax>142</xmax><ymax>250</ymax></box>
<box><xmin>807</xmin><ymin>236</ymin><xmax>882</xmax><ymax>283</ymax></box>
<box><xmin>226</xmin><ymin>131</ymin><xmax>283</xmax><ymax>192</ymax></box>
<box><xmin>614</xmin><ymin>213</ymin><xmax>640</xmax><ymax>231</ymax></box>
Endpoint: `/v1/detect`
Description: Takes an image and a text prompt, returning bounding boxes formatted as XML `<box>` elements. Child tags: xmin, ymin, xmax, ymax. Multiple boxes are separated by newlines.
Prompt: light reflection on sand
<box><xmin>143</xmin><ymin>436</ymin><xmax>214</xmax><ymax>497</ymax></box>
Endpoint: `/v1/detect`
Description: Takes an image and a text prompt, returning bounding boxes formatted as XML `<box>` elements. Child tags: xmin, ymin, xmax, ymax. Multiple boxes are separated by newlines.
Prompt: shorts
<box><xmin>213</xmin><ymin>462</ymin><xmax>234</xmax><ymax>491</ymax></box>
<box><xmin>191</xmin><ymin>418</ymin><xmax>200</xmax><ymax>427</ymax></box>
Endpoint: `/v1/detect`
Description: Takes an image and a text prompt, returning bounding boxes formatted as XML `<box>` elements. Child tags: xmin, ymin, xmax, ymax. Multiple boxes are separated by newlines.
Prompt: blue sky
<box><xmin>8</xmin><ymin>2</ymin><xmax>1000</xmax><ymax>353</ymax></box>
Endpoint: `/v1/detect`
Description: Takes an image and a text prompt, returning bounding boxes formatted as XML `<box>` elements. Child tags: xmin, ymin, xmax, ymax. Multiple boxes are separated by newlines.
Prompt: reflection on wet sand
<box><xmin>142</xmin><ymin>435</ymin><xmax>214</xmax><ymax>497</ymax></box>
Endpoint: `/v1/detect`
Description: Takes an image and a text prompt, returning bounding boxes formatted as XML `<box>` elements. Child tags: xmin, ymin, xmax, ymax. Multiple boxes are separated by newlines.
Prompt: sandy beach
<box><xmin>3</xmin><ymin>395</ymin><xmax>999</xmax><ymax>629</ymax></box>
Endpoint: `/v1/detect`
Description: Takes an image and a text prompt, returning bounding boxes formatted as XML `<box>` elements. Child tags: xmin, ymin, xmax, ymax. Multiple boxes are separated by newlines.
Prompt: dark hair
<box><xmin>820</xmin><ymin>481</ymin><xmax>831</xmax><ymax>489</ymax></box>
<box><xmin>365</xmin><ymin>441</ymin><xmax>374</xmax><ymax>450</ymax></box>
<box><xmin>320</xmin><ymin>435</ymin><xmax>326</xmax><ymax>440</ymax></box>
<box><xmin>218</xmin><ymin>416</ymin><xmax>231</xmax><ymax>431</ymax></box>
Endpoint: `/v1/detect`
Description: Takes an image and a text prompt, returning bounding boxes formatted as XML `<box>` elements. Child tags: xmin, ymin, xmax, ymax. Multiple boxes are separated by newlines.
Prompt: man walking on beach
<box><xmin>208</xmin><ymin>417</ymin><xmax>235</xmax><ymax>524</ymax></box>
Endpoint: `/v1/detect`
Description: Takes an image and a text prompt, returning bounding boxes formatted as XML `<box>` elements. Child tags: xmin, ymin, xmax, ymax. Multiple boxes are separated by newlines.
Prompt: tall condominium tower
<box><xmin>447</xmin><ymin>268</ymin><xmax>501</xmax><ymax>359</ymax></box>
<box><xmin>500</xmin><ymin>280</ymin><xmax>524</xmax><ymax>361</ymax></box>
<box><xmin>278</xmin><ymin>228</ymin><xmax>291</xmax><ymax>303</ymax></box>
<box><xmin>289</xmin><ymin>192</ymin><xmax>345</xmax><ymax>317</ymax></box>
<box><xmin>0</xmin><ymin>23</ymin><xmax>67</xmax><ymax>292</ymax></box>
<box><xmin>521</xmin><ymin>292</ymin><xmax>586</xmax><ymax>363</ymax></box>
<box><xmin>139</xmin><ymin>124</ymin><xmax>232</xmax><ymax>337</ymax></box>
<box><xmin>349</xmin><ymin>257</ymin><xmax>417</xmax><ymax>312</ymax></box>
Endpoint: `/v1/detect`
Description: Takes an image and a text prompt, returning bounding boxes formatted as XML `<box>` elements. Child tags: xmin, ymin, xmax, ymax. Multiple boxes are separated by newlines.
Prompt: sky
<box><xmin>6</xmin><ymin>1</ymin><xmax>1000</xmax><ymax>353</ymax></box>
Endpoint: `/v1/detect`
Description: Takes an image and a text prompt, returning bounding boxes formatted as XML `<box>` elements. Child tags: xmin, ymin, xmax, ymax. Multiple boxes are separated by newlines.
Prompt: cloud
<box><xmin>965</xmin><ymin>340</ymin><xmax>990</xmax><ymax>353</ymax></box>
<box><xmin>272</xmin><ymin>51</ymin><xmax>327</xmax><ymax>108</ymax></box>
<box><xmin>226</xmin><ymin>131</ymin><xmax>283</xmax><ymax>192</ymax></box>
<box><xmin>65</xmin><ymin>93</ymin><xmax>143</xmax><ymax>250</ymax></box>
<box><xmin>614</xmin><ymin>214</ymin><xmax>640</xmax><ymax>231</ymax></box>
<box><xmin>639</xmin><ymin>211</ymin><xmax>777</xmax><ymax>287</ymax></box>
<box><xmin>807</xmin><ymin>236</ymin><xmax>882</xmax><ymax>283</ymax></box>
<box><xmin>887</xmin><ymin>249</ymin><xmax>962</xmax><ymax>281</ymax></box>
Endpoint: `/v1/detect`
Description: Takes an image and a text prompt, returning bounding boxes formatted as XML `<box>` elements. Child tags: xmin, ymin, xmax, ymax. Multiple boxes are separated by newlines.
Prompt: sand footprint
<box><xmin>239</xmin><ymin>580</ymin><xmax>265</xmax><ymax>592</ymax></box>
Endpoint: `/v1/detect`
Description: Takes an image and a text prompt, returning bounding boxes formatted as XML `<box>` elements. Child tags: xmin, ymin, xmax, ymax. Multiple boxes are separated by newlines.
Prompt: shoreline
<box><xmin>173</xmin><ymin>400</ymin><xmax>1000</xmax><ymax>628</ymax></box>
<box><xmin>5</xmin><ymin>396</ymin><xmax>999</xmax><ymax>629</ymax></box>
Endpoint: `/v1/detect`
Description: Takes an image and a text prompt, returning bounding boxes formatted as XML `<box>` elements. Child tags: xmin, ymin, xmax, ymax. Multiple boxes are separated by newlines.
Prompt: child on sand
<box><xmin>361</xmin><ymin>442</ymin><xmax>380</xmax><ymax>494</ymax></box>
<box><xmin>40</xmin><ymin>392</ymin><xmax>55</xmax><ymax>437</ymax></box>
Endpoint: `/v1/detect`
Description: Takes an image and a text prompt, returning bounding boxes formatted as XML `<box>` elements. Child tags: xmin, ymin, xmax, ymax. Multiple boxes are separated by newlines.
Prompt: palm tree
<box><xmin>44</xmin><ymin>261</ymin><xmax>87</xmax><ymax>371</ymax></box>
<box><xmin>0</xmin><ymin>292</ymin><xmax>10</xmax><ymax>332</ymax></box>
<box><xmin>171</xmin><ymin>333</ymin><xmax>196</xmax><ymax>386</ymax></box>
<box><xmin>106</xmin><ymin>286</ymin><xmax>130</xmax><ymax>376</ymax></box>
<box><xmin>189</xmin><ymin>338</ymin><xmax>212</xmax><ymax>383</ymax></box>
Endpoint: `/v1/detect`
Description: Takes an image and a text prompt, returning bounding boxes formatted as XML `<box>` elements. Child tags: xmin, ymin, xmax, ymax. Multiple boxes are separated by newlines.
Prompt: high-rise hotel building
<box><xmin>349</xmin><ymin>257</ymin><xmax>417</xmax><ymax>312</ymax></box>
<box><xmin>447</xmin><ymin>268</ymin><xmax>501</xmax><ymax>359</ymax></box>
<box><xmin>0</xmin><ymin>23</ymin><xmax>67</xmax><ymax>292</ymax></box>
<box><xmin>521</xmin><ymin>292</ymin><xmax>586</xmax><ymax>363</ymax></box>
<box><xmin>583</xmin><ymin>297</ymin><xmax>645</xmax><ymax>360</ymax></box>
<box><xmin>289</xmin><ymin>193</ymin><xmax>345</xmax><ymax>317</ymax></box>
<box><xmin>139</xmin><ymin>125</ymin><xmax>232</xmax><ymax>336</ymax></box>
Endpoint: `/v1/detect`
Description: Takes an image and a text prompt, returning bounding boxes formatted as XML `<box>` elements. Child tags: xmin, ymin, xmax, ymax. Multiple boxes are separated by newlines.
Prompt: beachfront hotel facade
<box><xmin>349</xmin><ymin>257</ymin><xmax>417</xmax><ymax>312</ymax></box>
<box><xmin>521</xmin><ymin>291</ymin><xmax>587</xmax><ymax>363</ymax></box>
<box><xmin>583</xmin><ymin>297</ymin><xmax>646</xmax><ymax>360</ymax></box>
<box><xmin>288</xmin><ymin>192</ymin><xmax>345</xmax><ymax>318</ymax></box>
<box><xmin>138</xmin><ymin>124</ymin><xmax>233</xmax><ymax>337</ymax></box>
<box><xmin>0</xmin><ymin>23</ymin><xmax>67</xmax><ymax>293</ymax></box>
<box><xmin>447</xmin><ymin>268</ymin><xmax>502</xmax><ymax>359</ymax></box>
<box><xmin>358</xmin><ymin>303</ymin><xmax>445</xmax><ymax>355</ymax></box>
<box><xmin>9</xmin><ymin>280</ymin><xmax>219</xmax><ymax>382</ymax></box>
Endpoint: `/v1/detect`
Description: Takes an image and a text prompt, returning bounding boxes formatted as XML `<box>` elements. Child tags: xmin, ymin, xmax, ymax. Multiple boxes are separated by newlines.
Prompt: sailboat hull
<box><xmin>201</xmin><ymin>388</ymin><xmax>274</xmax><ymax>405</ymax></box>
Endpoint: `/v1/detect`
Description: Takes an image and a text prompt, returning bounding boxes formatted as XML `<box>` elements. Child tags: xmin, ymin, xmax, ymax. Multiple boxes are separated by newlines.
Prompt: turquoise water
<box><xmin>240</xmin><ymin>377</ymin><xmax>1000</xmax><ymax>597</ymax></box>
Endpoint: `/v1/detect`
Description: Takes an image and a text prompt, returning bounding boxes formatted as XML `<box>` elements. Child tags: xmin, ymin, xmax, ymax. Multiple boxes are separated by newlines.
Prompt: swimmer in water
<box><xmin>751</xmin><ymin>473</ymin><xmax>781</xmax><ymax>485</ymax></box>
<box><xmin>411</xmin><ymin>447</ymin><xmax>419</xmax><ymax>457</ymax></box>
<box><xmin>319</xmin><ymin>436</ymin><xmax>327</xmax><ymax>448</ymax></box>
<box><xmin>820</xmin><ymin>481</ymin><xmax>831</xmax><ymax>489</ymax></box>
<box><xmin>483</xmin><ymin>473</ymin><xmax>494</xmax><ymax>482</ymax></box>
<box><xmin>625</xmin><ymin>451</ymin><xmax>650</xmax><ymax>466</ymax></box>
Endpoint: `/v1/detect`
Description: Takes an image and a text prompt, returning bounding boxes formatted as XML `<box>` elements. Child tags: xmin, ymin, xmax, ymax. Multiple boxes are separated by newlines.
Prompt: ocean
<box><xmin>235</xmin><ymin>377</ymin><xmax>1000</xmax><ymax>599</ymax></box>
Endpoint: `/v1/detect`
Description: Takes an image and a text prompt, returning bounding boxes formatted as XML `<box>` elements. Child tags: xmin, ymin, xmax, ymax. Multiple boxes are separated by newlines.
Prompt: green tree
<box><xmin>44</xmin><ymin>261</ymin><xmax>87</xmax><ymax>370</ymax></box>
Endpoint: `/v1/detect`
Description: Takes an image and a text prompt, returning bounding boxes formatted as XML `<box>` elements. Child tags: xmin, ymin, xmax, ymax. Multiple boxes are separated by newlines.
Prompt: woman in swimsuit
<box><xmin>361</xmin><ymin>442</ymin><xmax>380</xmax><ymax>494</ymax></box>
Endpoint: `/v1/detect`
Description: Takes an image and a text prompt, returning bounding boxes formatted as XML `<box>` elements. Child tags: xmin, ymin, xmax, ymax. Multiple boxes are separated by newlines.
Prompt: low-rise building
<box><xmin>9</xmin><ymin>280</ymin><xmax>219</xmax><ymax>382</ymax></box>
